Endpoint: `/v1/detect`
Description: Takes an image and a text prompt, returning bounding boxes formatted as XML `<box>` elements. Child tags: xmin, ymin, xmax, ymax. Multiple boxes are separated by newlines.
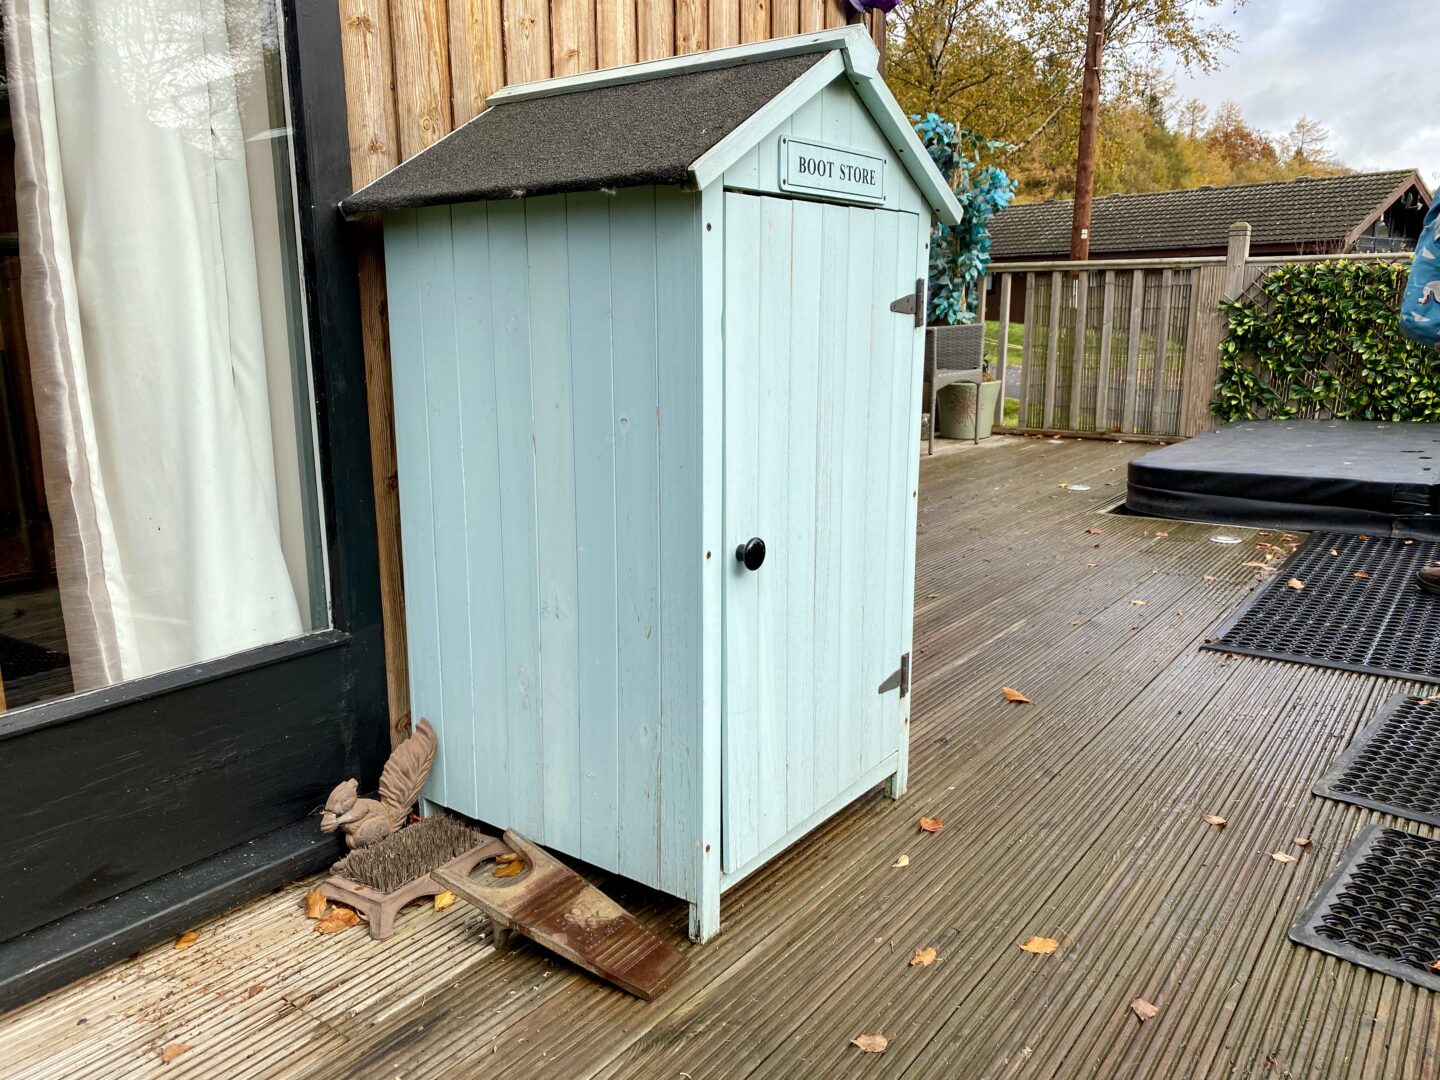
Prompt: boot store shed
<box><xmin>341</xmin><ymin>27</ymin><xmax>962</xmax><ymax>941</ymax></box>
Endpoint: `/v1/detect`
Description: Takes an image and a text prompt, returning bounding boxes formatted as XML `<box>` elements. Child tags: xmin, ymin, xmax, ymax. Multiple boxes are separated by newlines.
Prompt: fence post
<box><xmin>1224</xmin><ymin>222</ymin><xmax>1251</xmax><ymax>299</ymax></box>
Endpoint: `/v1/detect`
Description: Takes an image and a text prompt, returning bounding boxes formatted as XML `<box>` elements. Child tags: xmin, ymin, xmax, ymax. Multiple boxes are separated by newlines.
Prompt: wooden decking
<box><xmin>6</xmin><ymin>434</ymin><xmax>1440</xmax><ymax>1078</ymax></box>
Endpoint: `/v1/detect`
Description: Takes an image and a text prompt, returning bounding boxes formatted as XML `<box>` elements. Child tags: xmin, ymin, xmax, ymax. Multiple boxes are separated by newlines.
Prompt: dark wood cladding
<box><xmin>0</xmin><ymin>635</ymin><xmax>361</xmax><ymax>941</ymax></box>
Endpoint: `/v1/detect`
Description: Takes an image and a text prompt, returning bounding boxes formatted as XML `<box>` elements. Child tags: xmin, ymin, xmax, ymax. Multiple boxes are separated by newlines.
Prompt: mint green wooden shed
<box><xmin>341</xmin><ymin>26</ymin><xmax>962</xmax><ymax>942</ymax></box>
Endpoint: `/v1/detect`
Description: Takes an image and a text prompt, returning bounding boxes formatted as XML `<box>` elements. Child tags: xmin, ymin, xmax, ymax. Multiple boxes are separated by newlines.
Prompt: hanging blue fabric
<box><xmin>1400</xmin><ymin>199</ymin><xmax>1440</xmax><ymax>345</ymax></box>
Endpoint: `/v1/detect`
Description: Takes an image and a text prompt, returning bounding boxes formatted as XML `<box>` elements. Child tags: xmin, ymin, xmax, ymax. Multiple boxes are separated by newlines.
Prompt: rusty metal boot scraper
<box><xmin>433</xmin><ymin>829</ymin><xmax>688</xmax><ymax>1000</ymax></box>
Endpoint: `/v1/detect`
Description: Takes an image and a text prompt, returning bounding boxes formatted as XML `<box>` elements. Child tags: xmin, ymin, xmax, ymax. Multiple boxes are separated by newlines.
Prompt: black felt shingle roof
<box><xmin>340</xmin><ymin>52</ymin><xmax>825</xmax><ymax>217</ymax></box>
<box><xmin>988</xmin><ymin>170</ymin><xmax>1424</xmax><ymax>259</ymax></box>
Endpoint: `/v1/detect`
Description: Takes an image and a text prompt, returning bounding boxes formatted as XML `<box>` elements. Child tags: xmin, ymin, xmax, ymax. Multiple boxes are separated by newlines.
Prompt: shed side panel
<box><xmin>385</xmin><ymin>190</ymin><xmax>705</xmax><ymax>902</ymax></box>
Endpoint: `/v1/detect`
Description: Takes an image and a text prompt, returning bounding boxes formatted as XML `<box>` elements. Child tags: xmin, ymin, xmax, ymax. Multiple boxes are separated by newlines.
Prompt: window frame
<box><xmin>0</xmin><ymin>0</ymin><xmax>388</xmax><ymax>1010</ymax></box>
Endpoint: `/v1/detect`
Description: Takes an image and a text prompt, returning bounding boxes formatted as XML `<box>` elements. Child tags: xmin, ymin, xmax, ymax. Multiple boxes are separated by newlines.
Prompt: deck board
<box><xmin>4</xmin><ymin>435</ymin><xmax>1439</xmax><ymax>1079</ymax></box>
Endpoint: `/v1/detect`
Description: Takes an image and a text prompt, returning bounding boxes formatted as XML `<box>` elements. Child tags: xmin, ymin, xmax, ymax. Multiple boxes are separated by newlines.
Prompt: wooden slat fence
<box><xmin>987</xmin><ymin>258</ymin><xmax>1227</xmax><ymax>439</ymax></box>
<box><xmin>984</xmin><ymin>226</ymin><xmax>1415</xmax><ymax>441</ymax></box>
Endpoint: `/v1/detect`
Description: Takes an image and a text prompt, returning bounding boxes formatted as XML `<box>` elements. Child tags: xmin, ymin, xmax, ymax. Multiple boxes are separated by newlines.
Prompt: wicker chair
<box><xmin>924</xmin><ymin>323</ymin><xmax>986</xmax><ymax>453</ymax></box>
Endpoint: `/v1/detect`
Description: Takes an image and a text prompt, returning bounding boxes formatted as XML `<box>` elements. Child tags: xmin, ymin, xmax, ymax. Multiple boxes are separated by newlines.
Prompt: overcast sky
<box><xmin>1171</xmin><ymin>0</ymin><xmax>1436</xmax><ymax>188</ymax></box>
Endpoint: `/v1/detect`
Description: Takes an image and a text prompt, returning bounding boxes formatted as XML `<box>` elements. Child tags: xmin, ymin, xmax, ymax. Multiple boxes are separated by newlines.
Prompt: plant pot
<box><xmin>936</xmin><ymin>380</ymin><xmax>1001</xmax><ymax>441</ymax></box>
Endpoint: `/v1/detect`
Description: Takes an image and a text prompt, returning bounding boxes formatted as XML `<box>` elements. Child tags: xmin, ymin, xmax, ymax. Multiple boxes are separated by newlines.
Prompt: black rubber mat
<box><xmin>1203</xmin><ymin>531</ymin><xmax>1440</xmax><ymax>682</ymax></box>
<box><xmin>1290</xmin><ymin>825</ymin><xmax>1440</xmax><ymax>991</ymax></box>
<box><xmin>1316</xmin><ymin>695</ymin><xmax>1440</xmax><ymax>827</ymax></box>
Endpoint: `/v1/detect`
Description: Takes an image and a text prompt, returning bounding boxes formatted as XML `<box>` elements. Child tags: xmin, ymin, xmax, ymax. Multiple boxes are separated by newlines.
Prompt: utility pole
<box><xmin>1069</xmin><ymin>0</ymin><xmax>1106</xmax><ymax>261</ymax></box>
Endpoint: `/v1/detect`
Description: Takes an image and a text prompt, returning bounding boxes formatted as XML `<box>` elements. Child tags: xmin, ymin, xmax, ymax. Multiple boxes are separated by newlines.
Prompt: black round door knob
<box><xmin>736</xmin><ymin>537</ymin><xmax>767</xmax><ymax>571</ymax></box>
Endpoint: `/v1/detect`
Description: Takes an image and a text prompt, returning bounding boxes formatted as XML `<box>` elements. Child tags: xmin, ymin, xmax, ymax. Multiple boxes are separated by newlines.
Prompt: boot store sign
<box><xmin>779</xmin><ymin>136</ymin><xmax>886</xmax><ymax>204</ymax></box>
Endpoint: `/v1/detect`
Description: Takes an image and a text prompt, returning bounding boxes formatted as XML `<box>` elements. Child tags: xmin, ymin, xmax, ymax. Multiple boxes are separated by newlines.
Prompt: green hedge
<box><xmin>1212</xmin><ymin>260</ymin><xmax>1440</xmax><ymax>423</ymax></box>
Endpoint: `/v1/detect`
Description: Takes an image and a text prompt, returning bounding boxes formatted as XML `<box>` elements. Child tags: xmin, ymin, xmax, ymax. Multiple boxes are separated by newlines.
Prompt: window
<box><xmin>0</xmin><ymin>0</ymin><xmax>326</xmax><ymax>708</ymax></box>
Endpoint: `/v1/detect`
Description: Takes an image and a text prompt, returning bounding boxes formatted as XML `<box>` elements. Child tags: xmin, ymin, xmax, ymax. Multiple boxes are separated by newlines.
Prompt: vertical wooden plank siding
<box><xmin>1121</xmin><ymin>269</ymin><xmax>1144</xmax><ymax>432</ymax></box>
<box><xmin>450</xmin><ymin>203</ymin><xmax>514</xmax><ymax>828</ymax></box>
<box><xmin>637</xmin><ymin>0</ymin><xmax>675</xmax><ymax>60</ymax></box>
<box><xmin>653</xmin><ymin>188</ymin><xmax>704</xmax><ymax>903</ymax></box>
<box><xmin>1067</xmin><ymin>272</ymin><xmax>1088</xmax><ymax>430</ymax></box>
<box><xmin>1176</xmin><ymin>268</ymin><xmax>1205</xmax><ymax>436</ymax></box>
<box><xmin>1018</xmin><ymin>272</ymin><xmax>1035</xmax><ymax>427</ymax></box>
<box><xmin>1148</xmin><ymin>268</ymin><xmax>1174</xmax><ymax>434</ymax></box>
<box><xmin>720</xmin><ymin>193</ymin><xmax>761</xmax><ymax>869</ymax></box>
<box><xmin>503</xmin><ymin>0</ymin><xmax>552</xmax><ymax>83</ymax></box>
<box><xmin>1042</xmin><ymin>270</ymin><xmax>1061</xmax><ymax>429</ymax></box>
<box><xmin>413</xmin><ymin>208</ymin><xmax>467</xmax><ymax>810</ymax></box>
<box><xmin>550</xmin><ymin>0</ymin><xmax>598</xmax><ymax>75</ymax></box>
<box><xmin>381</xmin><ymin>212</ymin><xmax>442</xmax><ymax>764</ymax></box>
<box><xmin>783</xmin><ymin>202</ymin><xmax>822</xmax><ymax>829</ymax></box>
<box><xmin>522</xmin><ymin>197</ymin><xmax>580</xmax><ymax>851</ymax></box>
<box><xmin>994</xmin><ymin>274</ymin><xmax>1011</xmax><ymax>426</ymax></box>
<box><xmin>1180</xmin><ymin>264</ymin><xmax>1227</xmax><ymax>436</ymax></box>
<box><xmin>449</xmin><ymin>0</ymin><xmax>506</xmax><ymax>124</ymax></box>
<box><xmin>741</xmin><ymin>0</ymin><xmax>770</xmax><ymax>42</ymax></box>
<box><xmin>771</xmin><ymin>0</ymin><xmax>798</xmax><ymax>35</ymax></box>
<box><xmin>1093</xmin><ymin>270</ymin><xmax>1115</xmax><ymax>431</ymax></box>
<box><xmin>564</xmin><ymin>194</ymin><xmax>622</xmax><ymax>869</ymax></box>
<box><xmin>598</xmin><ymin>0</ymin><xmax>640</xmax><ymax>67</ymax></box>
<box><xmin>824</xmin><ymin>0</ymin><xmax>848</xmax><ymax>27</ymax></box>
<box><xmin>798</xmin><ymin>0</ymin><xmax>825</xmax><ymax>31</ymax></box>
<box><xmin>340</xmin><ymin>0</ymin><xmax>401</xmax><ymax>186</ymax></box>
<box><xmin>675</xmin><ymin>0</ymin><xmax>707</xmax><ymax>52</ymax></box>
<box><xmin>708</xmin><ymin>0</ymin><xmax>739</xmax><ymax>47</ymax></box>
<box><xmin>389</xmin><ymin>0</ymin><xmax>453</xmax><ymax>155</ymax></box>
<box><xmin>484</xmin><ymin>201</ymin><xmax>547</xmax><ymax>833</ymax></box>
<box><xmin>609</xmin><ymin>188</ymin><xmax>664</xmax><ymax>878</ymax></box>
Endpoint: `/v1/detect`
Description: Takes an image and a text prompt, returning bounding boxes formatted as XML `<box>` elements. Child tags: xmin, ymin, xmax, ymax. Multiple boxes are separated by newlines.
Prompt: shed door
<box><xmin>722</xmin><ymin>192</ymin><xmax>922</xmax><ymax>874</ymax></box>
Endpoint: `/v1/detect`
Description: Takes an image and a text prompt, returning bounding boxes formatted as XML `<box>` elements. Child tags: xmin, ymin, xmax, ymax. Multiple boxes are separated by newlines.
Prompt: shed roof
<box><xmin>340</xmin><ymin>28</ymin><xmax>963</xmax><ymax>225</ymax></box>
<box><xmin>988</xmin><ymin>170</ymin><xmax>1428</xmax><ymax>259</ymax></box>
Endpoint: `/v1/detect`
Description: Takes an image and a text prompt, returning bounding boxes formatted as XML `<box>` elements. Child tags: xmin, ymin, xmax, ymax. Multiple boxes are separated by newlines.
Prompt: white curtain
<box><xmin>4</xmin><ymin>0</ymin><xmax>305</xmax><ymax>689</ymax></box>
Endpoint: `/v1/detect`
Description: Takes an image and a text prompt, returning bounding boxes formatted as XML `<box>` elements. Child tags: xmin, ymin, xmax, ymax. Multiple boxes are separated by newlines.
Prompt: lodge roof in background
<box><xmin>987</xmin><ymin>169</ymin><xmax>1430</xmax><ymax>259</ymax></box>
<box><xmin>341</xmin><ymin>52</ymin><xmax>824</xmax><ymax>216</ymax></box>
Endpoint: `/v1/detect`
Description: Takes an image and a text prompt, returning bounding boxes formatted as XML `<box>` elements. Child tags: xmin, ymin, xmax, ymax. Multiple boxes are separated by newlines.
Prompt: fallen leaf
<box><xmin>1421</xmin><ymin>699</ymin><xmax>1434</xmax><ymax>706</ymax></box>
<box><xmin>892</xmin><ymin>854</ymin><xmax>910</xmax><ymax>869</ymax></box>
<box><xmin>1001</xmin><ymin>686</ymin><xmax>1032</xmax><ymax>703</ymax></box>
<box><xmin>909</xmin><ymin>946</ymin><xmax>938</xmax><ymax>967</ymax></box>
<box><xmin>1330</xmin><ymin>549</ymin><xmax>1339</xmax><ymax>556</ymax></box>
<box><xmin>1431</xmin><ymin>959</ymin><xmax>1440</xmax><ymax>973</ymax></box>
<box><xmin>1203</xmin><ymin>575</ymin><xmax>1218</xmax><ymax>581</ymax></box>
<box><xmin>1353</xmin><ymin>571</ymin><xmax>1370</xmax><ymax>579</ymax></box>
<box><xmin>1085</xmin><ymin>528</ymin><xmax>1102</xmax><ymax>535</ymax></box>
<box><xmin>315</xmin><ymin>906</ymin><xmax>364</xmax><ymax>934</ymax></box>
<box><xmin>1242</xmin><ymin>561</ymin><xmax>1271</xmax><ymax>568</ymax></box>
<box><xmin>1154</xmin><ymin>531</ymin><xmax>1169</xmax><ymax>537</ymax></box>
<box><xmin>433</xmin><ymin>891</ymin><xmax>458</xmax><ymax>911</ymax></box>
<box><xmin>1404</xmin><ymin>539</ymin><xmax>1415</xmax><ymax>546</ymax></box>
<box><xmin>1271</xmin><ymin>852</ymin><xmax>1298</xmax><ymax>864</ymax></box>
<box><xmin>1019</xmin><ymin>936</ymin><xmax>1059</xmax><ymax>955</ymax></box>
<box><xmin>493</xmin><ymin>858</ymin><xmax>525</xmax><ymax>878</ymax></box>
<box><xmin>926</xmin><ymin>593</ymin><xmax>941</xmax><ymax>599</ymax></box>
<box><xmin>1130</xmin><ymin>998</ymin><xmax>1159</xmax><ymax>1022</ymax></box>
<box><xmin>304</xmin><ymin>889</ymin><xmax>328</xmax><ymax>920</ymax></box>
<box><xmin>918</xmin><ymin>817</ymin><xmax>944</xmax><ymax>833</ymax></box>
<box><xmin>1359</xmin><ymin>535</ymin><xmax>1369</xmax><ymax>541</ymax></box>
<box><xmin>1287</xmin><ymin>578</ymin><xmax>1305</xmax><ymax>591</ymax></box>
<box><xmin>495</xmin><ymin>851</ymin><xmax>522</xmax><ymax>864</ymax></box>
<box><xmin>174</xmin><ymin>931</ymin><xmax>199</xmax><ymax>950</ymax></box>
<box><xmin>1202</xmin><ymin>814</ymin><xmax>1227</xmax><ymax>828</ymax></box>
<box><xmin>1130</xmin><ymin>599</ymin><xmax>1147</xmax><ymax>606</ymax></box>
<box><xmin>160</xmin><ymin>1044</ymin><xmax>190</xmax><ymax>1064</ymax></box>
<box><xmin>246</xmin><ymin>985</ymin><xmax>265</xmax><ymax>1000</ymax></box>
<box><xmin>1293</xmin><ymin>837</ymin><xmax>1312</xmax><ymax>848</ymax></box>
<box><xmin>852</xmin><ymin>1034</ymin><xmax>888</xmax><ymax>1054</ymax></box>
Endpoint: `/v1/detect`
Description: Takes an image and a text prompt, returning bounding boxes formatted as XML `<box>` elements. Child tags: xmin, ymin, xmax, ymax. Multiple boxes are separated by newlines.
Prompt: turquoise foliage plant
<box><xmin>912</xmin><ymin>113</ymin><xmax>1016</xmax><ymax>325</ymax></box>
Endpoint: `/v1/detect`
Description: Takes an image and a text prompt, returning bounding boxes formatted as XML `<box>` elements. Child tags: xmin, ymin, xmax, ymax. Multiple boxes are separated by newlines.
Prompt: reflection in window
<box><xmin>0</xmin><ymin>0</ymin><xmax>325</xmax><ymax>707</ymax></box>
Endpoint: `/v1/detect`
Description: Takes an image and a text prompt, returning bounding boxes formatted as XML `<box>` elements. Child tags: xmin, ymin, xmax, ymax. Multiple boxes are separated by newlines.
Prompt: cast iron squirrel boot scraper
<box><xmin>320</xmin><ymin>718</ymin><xmax>437</xmax><ymax>848</ymax></box>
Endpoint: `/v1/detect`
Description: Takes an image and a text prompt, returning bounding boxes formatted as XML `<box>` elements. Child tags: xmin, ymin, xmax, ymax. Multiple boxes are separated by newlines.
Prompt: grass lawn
<box><xmin>984</xmin><ymin>319</ymin><xmax>1025</xmax><ymax>365</ymax></box>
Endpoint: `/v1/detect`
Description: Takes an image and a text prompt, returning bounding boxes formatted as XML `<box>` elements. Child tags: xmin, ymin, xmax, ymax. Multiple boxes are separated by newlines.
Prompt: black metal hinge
<box><xmin>878</xmin><ymin>652</ymin><xmax>910</xmax><ymax>697</ymax></box>
<box><xmin>889</xmin><ymin>279</ymin><xmax>925</xmax><ymax>328</ymax></box>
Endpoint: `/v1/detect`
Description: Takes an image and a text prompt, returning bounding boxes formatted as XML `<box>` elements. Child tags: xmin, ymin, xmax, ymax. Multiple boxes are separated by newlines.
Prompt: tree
<box><xmin>887</xmin><ymin>0</ymin><xmax>1239</xmax><ymax>171</ymax></box>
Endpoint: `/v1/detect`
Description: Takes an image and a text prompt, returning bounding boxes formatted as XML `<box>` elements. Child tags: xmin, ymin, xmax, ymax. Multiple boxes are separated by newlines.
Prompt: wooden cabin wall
<box><xmin>336</xmin><ymin>0</ymin><xmax>883</xmax><ymax>745</ymax></box>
